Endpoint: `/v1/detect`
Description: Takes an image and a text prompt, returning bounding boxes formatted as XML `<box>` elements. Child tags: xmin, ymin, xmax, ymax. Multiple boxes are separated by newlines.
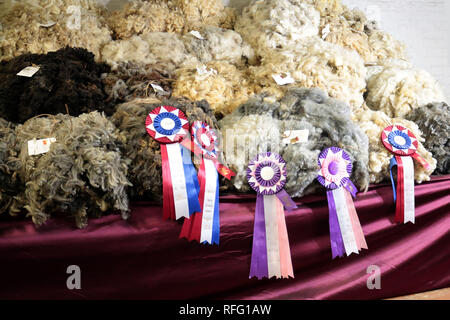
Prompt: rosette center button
<box><xmin>393</xmin><ymin>135</ymin><xmax>406</xmax><ymax>146</ymax></box>
<box><xmin>328</xmin><ymin>161</ymin><xmax>339</xmax><ymax>175</ymax></box>
<box><xmin>160</xmin><ymin>117</ymin><xmax>176</xmax><ymax>130</ymax></box>
<box><xmin>260</xmin><ymin>166</ymin><xmax>275</xmax><ymax>181</ymax></box>
<box><xmin>201</xmin><ymin>134</ymin><xmax>211</xmax><ymax>147</ymax></box>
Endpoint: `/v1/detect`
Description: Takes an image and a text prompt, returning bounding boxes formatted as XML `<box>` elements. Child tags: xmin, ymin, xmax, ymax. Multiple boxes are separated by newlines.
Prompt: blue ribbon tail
<box><xmin>211</xmin><ymin>173</ymin><xmax>220</xmax><ymax>245</ymax></box>
<box><xmin>181</xmin><ymin>145</ymin><xmax>201</xmax><ymax>215</ymax></box>
<box><xmin>389</xmin><ymin>156</ymin><xmax>398</xmax><ymax>203</ymax></box>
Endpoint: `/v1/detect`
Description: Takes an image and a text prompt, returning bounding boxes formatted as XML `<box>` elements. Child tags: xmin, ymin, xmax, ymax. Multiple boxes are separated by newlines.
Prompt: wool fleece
<box><xmin>0</xmin><ymin>47</ymin><xmax>112</xmax><ymax>123</ymax></box>
<box><xmin>219</xmin><ymin>87</ymin><xmax>369</xmax><ymax>197</ymax></box>
<box><xmin>6</xmin><ymin>112</ymin><xmax>131</xmax><ymax>228</ymax></box>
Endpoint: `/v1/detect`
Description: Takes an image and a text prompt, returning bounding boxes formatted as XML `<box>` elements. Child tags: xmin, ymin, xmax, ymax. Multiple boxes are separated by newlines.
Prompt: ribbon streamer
<box><xmin>180</xmin><ymin>122</ymin><xmax>234</xmax><ymax>244</ymax></box>
<box><xmin>247</xmin><ymin>152</ymin><xmax>296</xmax><ymax>279</ymax></box>
<box><xmin>390</xmin><ymin>156</ymin><xmax>415</xmax><ymax>223</ymax></box>
<box><xmin>382</xmin><ymin>124</ymin><xmax>429</xmax><ymax>224</ymax></box>
<box><xmin>146</xmin><ymin>106</ymin><xmax>201</xmax><ymax>220</ymax></box>
<box><xmin>318</xmin><ymin>147</ymin><xmax>367</xmax><ymax>258</ymax></box>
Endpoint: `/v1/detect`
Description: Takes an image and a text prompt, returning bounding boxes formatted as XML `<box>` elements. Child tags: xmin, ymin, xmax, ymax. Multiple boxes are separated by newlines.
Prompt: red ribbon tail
<box><xmin>412</xmin><ymin>153</ymin><xmax>431</xmax><ymax>170</ymax></box>
<box><xmin>180</xmin><ymin>216</ymin><xmax>193</xmax><ymax>240</ymax></box>
<box><xmin>180</xmin><ymin>212</ymin><xmax>203</xmax><ymax>242</ymax></box>
<box><xmin>180</xmin><ymin>136</ymin><xmax>194</xmax><ymax>153</ymax></box>
<box><xmin>213</xmin><ymin>160</ymin><xmax>235</xmax><ymax>180</ymax></box>
<box><xmin>395</xmin><ymin>156</ymin><xmax>405</xmax><ymax>223</ymax></box>
<box><xmin>181</xmin><ymin>158</ymin><xmax>206</xmax><ymax>242</ymax></box>
<box><xmin>189</xmin><ymin>212</ymin><xmax>203</xmax><ymax>242</ymax></box>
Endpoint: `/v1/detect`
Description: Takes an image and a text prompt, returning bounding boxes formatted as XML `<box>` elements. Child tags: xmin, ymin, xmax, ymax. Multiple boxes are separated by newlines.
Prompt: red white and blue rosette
<box><xmin>247</xmin><ymin>152</ymin><xmax>296</xmax><ymax>280</ymax></box>
<box><xmin>317</xmin><ymin>147</ymin><xmax>367</xmax><ymax>259</ymax></box>
<box><xmin>180</xmin><ymin>121</ymin><xmax>235</xmax><ymax>245</ymax></box>
<box><xmin>381</xmin><ymin>124</ymin><xmax>430</xmax><ymax>224</ymax></box>
<box><xmin>191</xmin><ymin>121</ymin><xmax>218</xmax><ymax>159</ymax></box>
<box><xmin>146</xmin><ymin>106</ymin><xmax>201</xmax><ymax>220</ymax></box>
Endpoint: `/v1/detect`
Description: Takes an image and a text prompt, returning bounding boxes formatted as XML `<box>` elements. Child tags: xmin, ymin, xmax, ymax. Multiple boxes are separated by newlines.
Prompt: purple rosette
<box><xmin>317</xmin><ymin>147</ymin><xmax>367</xmax><ymax>259</ymax></box>
<box><xmin>247</xmin><ymin>152</ymin><xmax>296</xmax><ymax>280</ymax></box>
<box><xmin>247</xmin><ymin>152</ymin><xmax>297</xmax><ymax>279</ymax></box>
<box><xmin>317</xmin><ymin>147</ymin><xmax>354</xmax><ymax>192</ymax></box>
<box><xmin>247</xmin><ymin>152</ymin><xmax>287</xmax><ymax>195</ymax></box>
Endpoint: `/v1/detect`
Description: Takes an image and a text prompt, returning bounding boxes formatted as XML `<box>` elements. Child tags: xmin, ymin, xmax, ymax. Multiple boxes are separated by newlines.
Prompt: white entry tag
<box><xmin>39</xmin><ymin>21</ymin><xmax>56</xmax><ymax>28</ymax></box>
<box><xmin>28</xmin><ymin>138</ymin><xmax>56</xmax><ymax>156</ymax></box>
<box><xmin>282</xmin><ymin>130</ymin><xmax>309</xmax><ymax>144</ymax></box>
<box><xmin>322</xmin><ymin>24</ymin><xmax>331</xmax><ymax>39</ymax></box>
<box><xmin>17</xmin><ymin>66</ymin><xmax>40</xmax><ymax>78</ymax></box>
<box><xmin>196</xmin><ymin>65</ymin><xmax>217</xmax><ymax>76</ymax></box>
<box><xmin>151</xmin><ymin>83</ymin><xmax>169</xmax><ymax>95</ymax></box>
<box><xmin>189</xmin><ymin>30</ymin><xmax>204</xmax><ymax>40</ymax></box>
<box><xmin>272</xmin><ymin>73</ymin><xmax>295</xmax><ymax>85</ymax></box>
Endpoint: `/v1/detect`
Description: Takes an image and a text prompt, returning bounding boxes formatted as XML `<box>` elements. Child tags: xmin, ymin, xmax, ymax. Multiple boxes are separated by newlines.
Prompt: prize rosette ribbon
<box><xmin>146</xmin><ymin>106</ymin><xmax>201</xmax><ymax>220</ymax></box>
<box><xmin>381</xmin><ymin>124</ymin><xmax>430</xmax><ymax>224</ymax></box>
<box><xmin>247</xmin><ymin>152</ymin><xmax>297</xmax><ymax>280</ymax></box>
<box><xmin>317</xmin><ymin>147</ymin><xmax>368</xmax><ymax>259</ymax></box>
<box><xmin>179</xmin><ymin>121</ymin><xmax>235</xmax><ymax>245</ymax></box>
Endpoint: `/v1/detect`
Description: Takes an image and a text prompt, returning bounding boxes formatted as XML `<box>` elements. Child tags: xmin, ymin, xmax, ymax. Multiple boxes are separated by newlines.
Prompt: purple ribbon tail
<box><xmin>327</xmin><ymin>190</ymin><xmax>345</xmax><ymax>259</ymax></box>
<box><xmin>249</xmin><ymin>193</ymin><xmax>268</xmax><ymax>279</ymax></box>
<box><xmin>343</xmin><ymin>179</ymin><xmax>357</xmax><ymax>198</ymax></box>
<box><xmin>276</xmin><ymin>189</ymin><xmax>298</xmax><ymax>211</ymax></box>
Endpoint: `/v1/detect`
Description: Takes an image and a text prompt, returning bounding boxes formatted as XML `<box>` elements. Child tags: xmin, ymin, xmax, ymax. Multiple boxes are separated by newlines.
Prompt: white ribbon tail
<box><xmin>402</xmin><ymin>156</ymin><xmax>415</xmax><ymax>224</ymax></box>
<box><xmin>200</xmin><ymin>159</ymin><xmax>218</xmax><ymax>243</ymax></box>
<box><xmin>166</xmin><ymin>143</ymin><xmax>189</xmax><ymax>220</ymax></box>
<box><xmin>332</xmin><ymin>188</ymin><xmax>359</xmax><ymax>256</ymax></box>
<box><xmin>263</xmin><ymin>195</ymin><xmax>281</xmax><ymax>278</ymax></box>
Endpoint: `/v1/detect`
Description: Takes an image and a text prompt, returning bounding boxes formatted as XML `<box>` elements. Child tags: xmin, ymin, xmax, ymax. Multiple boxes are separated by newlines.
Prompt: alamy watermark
<box><xmin>66</xmin><ymin>5</ymin><xmax>81</xmax><ymax>30</ymax></box>
<box><xmin>366</xmin><ymin>264</ymin><xmax>381</xmax><ymax>290</ymax></box>
<box><xmin>66</xmin><ymin>265</ymin><xmax>81</xmax><ymax>290</ymax></box>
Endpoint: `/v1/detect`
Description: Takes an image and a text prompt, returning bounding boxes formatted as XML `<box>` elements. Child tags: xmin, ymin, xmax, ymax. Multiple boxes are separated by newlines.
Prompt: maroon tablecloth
<box><xmin>0</xmin><ymin>176</ymin><xmax>449</xmax><ymax>300</ymax></box>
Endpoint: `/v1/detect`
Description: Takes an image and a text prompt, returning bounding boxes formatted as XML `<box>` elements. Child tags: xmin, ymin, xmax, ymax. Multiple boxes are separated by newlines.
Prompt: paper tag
<box><xmin>28</xmin><ymin>138</ymin><xmax>56</xmax><ymax>156</ymax></box>
<box><xmin>196</xmin><ymin>65</ymin><xmax>217</xmax><ymax>76</ymax></box>
<box><xmin>151</xmin><ymin>83</ymin><xmax>169</xmax><ymax>95</ymax></box>
<box><xmin>322</xmin><ymin>24</ymin><xmax>331</xmax><ymax>39</ymax></box>
<box><xmin>189</xmin><ymin>30</ymin><xmax>204</xmax><ymax>40</ymax></box>
<box><xmin>39</xmin><ymin>21</ymin><xmax>56</xmax><ymax>28</ymax></box>
<box><xmin>272</xmin><ymin>73</ymin><xmax>295</xmax><ymax>85</ymax></box>
<box><xmin>282</xmin><ymin>130</ymin><xmax>309</xmax><ymax>144</ymax></box>
<box><xmin>17</xmin><ymin>66</ymin><xmax>40</xmax><ymax>78</ymax></box>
